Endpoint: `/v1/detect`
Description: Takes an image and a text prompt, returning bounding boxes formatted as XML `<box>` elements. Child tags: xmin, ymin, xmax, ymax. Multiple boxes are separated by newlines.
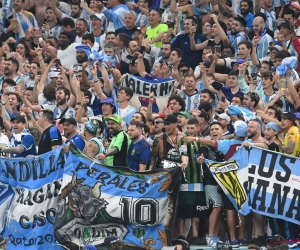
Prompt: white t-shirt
<box><xmin>0</xmin><ymin>133</ymin><xmax>10</xmax><ymax>157</ymax></box>
<box><xmin>57</xmin><ymin>43</ymin><xmax>80</xmax><ymax>69</ymax></box>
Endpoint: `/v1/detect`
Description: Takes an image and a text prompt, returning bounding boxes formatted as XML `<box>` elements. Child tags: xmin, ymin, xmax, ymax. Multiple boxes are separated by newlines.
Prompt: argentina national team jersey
<box><xmin>260</xmin><ymin>8</ymin><xmax>276</xmax><ymax>32</ymax></box>
<box><xmin>13</xmin><ymin>11</ymin><xmax>38</xmax><ymax>40</ymax></box>
<box><xmin>43</xmin><ymin>24</ymin><xmax>62</xmax><ymax>39</ymax></box>
<box><xmin>177</xmin><ymin>90</ymin><xmax>200</xmax><ymax>113</ymax></box>
<box><xmin>256</xmin><ymin>31</ymin><xmax>273</xmax><ymax>59</ymax></box>
<box><xmin>136</xmin><ymin>13</ymin><xmax>148</xmax><ymax>27</ymax></box>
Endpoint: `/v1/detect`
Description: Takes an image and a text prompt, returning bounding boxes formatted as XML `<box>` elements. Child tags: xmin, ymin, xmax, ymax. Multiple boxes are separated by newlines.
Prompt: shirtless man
<box><xmin>150</xmin><ymin>114</ymin><xmax>185</xmax><ymax>169</ymax></box>
<box><xmin>24</xmin><ymin>0</ymin><xmax>50</xmax><ymax>26</ymax></box>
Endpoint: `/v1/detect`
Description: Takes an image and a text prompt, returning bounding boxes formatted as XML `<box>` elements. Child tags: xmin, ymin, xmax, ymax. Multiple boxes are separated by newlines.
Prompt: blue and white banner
<box><xmin>0</xmin><ymin>147</ymin><xmax>65</xmax><ymax>249</ymax></box>
<box><xmin>0</xmin><ymin>144</ymin><xmax>182</xmax><ymax>249</ymax></box>
<box><xmin>207</xmin><ymin>147</ymin><xmax>300</xmax><ymax>225</ymax></box>
<box><xmin>227</xmin><ymin>105</ymin><xmax>255</xmax><ymax>121</ymax></box>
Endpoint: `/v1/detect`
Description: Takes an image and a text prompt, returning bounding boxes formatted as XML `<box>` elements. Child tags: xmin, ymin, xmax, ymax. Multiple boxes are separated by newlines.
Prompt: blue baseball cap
<box><xmin>85</xmin><ymin>119</ymin><xmax>100</xmax><ymax>134</ymax></box>
<box><xmin>100</xmin><ymin>97</ymin><xmax>116</xmax><ymax>114</ymax></box>
<box><xmin>75</xmin><ymin>44</ymin><xmax>91</xmax><ymax>58</ymax></box>
<box><xmin>266</xmin><ymin>122</ymin><xmax>280</xmax><ymax>133</ymax></box>
<box><xmin>234</xmin><ymin>120</ymin><xmax>248</xmax><ymax>138</ymax></box>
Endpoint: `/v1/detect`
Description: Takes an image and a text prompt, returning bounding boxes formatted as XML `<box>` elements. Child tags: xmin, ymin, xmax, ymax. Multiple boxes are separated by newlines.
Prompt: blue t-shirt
<box><xmin>66</xmin><ymin>134</ymin><xmax>86</xmax><ymax>151</ymax></box>
<box><xmin>127</xmin><ymin>138</ymin><xmax>151</xmax><ymax>171</ymax></box>
<box><xmin>9</xmin><ymin>132</ymin><xmax>36</xmax><ymax>158</ymax></box>
<box><xmin>221</xmin><ymin>86</ymin><xmax>244</xmax><ymax>102</ymax></box>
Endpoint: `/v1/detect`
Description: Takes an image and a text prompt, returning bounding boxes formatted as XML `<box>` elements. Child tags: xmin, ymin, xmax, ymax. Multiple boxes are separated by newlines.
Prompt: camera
<box><xmin>55</xmin><ymin>59</ymin><xmax>61</xmax><ymax>68</ymax></box>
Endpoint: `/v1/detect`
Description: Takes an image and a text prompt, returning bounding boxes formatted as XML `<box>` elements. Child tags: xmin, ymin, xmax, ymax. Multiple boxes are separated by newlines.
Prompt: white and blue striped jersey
<box><xmin>43</xmin><ymin>24</ymin><xmax>62</xmax><ymax>39</ymax></box>
<box><xmin>102</xmin><ymin>5</ymin><xmax>129</xmax><ymax>31</ymax></box>
<box><xmin>260</xmin><ymin>8</ymin><xmax>276</xmax><ymax>32</ymax></box>
<box><xmin>177</xmin><ymin>90</ymin><xmax>201</xmax><ymax>113</ymax></box>
<box><xmin>255</xmin><ymin>31</ymin><xmax>273</xmax><ymax>59</ymax></box>
<box><xmin>42</xmin><ymin>104</ymin><xmax>75</xmax><ymax>120</ymax></box>
<box><xmin>136</xmin><ymin>13</ymin><xmax>148</xmax><ymax>27</ymax></box>
<box><xmin>230</xmin><ymin>32</ymin><xmax>249</xmax><ymax>57</ymax></box>
<box><xmin>93</xmin><ymin>32</ymin><xmax>106</xmax><ymax>50</ymax></box>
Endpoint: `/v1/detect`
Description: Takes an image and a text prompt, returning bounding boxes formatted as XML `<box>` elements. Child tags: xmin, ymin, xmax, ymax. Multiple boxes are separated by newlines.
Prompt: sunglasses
<box><xmin>154</xmin><ymin>121</ymin><xmax>163</xmax><ymax>125</ymax></box>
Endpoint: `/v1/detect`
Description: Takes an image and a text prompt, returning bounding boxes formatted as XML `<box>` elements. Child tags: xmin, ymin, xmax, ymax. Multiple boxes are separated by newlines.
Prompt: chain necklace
<box><xmin>166</xmin><ymin>130</ymin><xmax>179</xmax><ymax>147</ymax></box>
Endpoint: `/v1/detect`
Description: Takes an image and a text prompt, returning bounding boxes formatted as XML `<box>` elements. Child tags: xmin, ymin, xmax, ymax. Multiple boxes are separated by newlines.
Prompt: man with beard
<box><xmin>153</xmin><ymin>42</ymin><xmax>172</xmax><ymax>67</ymax></box>
<box><xmin>71</xmin><ymin>44</ymin><xmax>91</xmax><ymax>80</ymax></box>
<box><xmin>127</xmin><ymin>121</ymin><xmax>151</xmax><ymax>171</ymax></box>
<box><xmin>115</xmin><ymin>11</ymin><xmax>137</xmax><ymax>37</ymax></box>
<box><xmin>24</xmin><ymin>62</ymin><xmax>40</xmax><ymax>88</ymax></box>
<box><xmin>0</xmin><ymin>58</ymin><xmax>23</xmax><ymax>92</ymax></box>
<box><xmin>59</xmin><ymin>117</ymin><xmax>85</xmax><ymax>151</ymax></box>
<box><xmin>75</xmin><ymin>19</ymin><xmax>88</xmax><ymax>43</ymax></box>
<box><xmin>43</xmin><ymin>7</ymin><xmax>62</xmax><ymax>39</ymax></box>
<box><xmin>98</xmin><ymin>115</ymin><xmax>130</xmax><ymax>166</ymax></box>
<box><xmin>1</xmin><ymin>115</ymin><xmax>36</xmax><ymax>157</ymax></box>
<box><xmin>90</xmin><ymin>14</ymin><xmax>106</xmax><ymax>50</ymax></box>
<box><xmin>216</xmin><ymin>113</ymin><xmax>231</xmax><ymax>136</ymax></box>
<box><xmin>60</xmin><ymin>18</ymin><xmax>76</xmax><ymax>43</ymax></box>
<box><xmin>23</xmin><ymin>86</ymin><xmax>75</xmax><ymax>120</ymax></box>
<box><xmin>96</xmin><ymin>0</ymin><xmax>129</xmax><ymax>31</ymax></box>
<box><xmin>228</xmin><ymin>16</ymin><xmax>249</xmax><ymax>57</ymax></box>
<box><xmin>57</xmin><ymin>31</ymin><xmax>80</xmax><ymax>69</ymax></box>
<box><xmin>150</xmin><ymin>114</ymin><xmax>185</xmax><ymax>169</ymax></box>
<box><xmin>171</xmin><ymin>16</ymin><xmax>207</xmax><ymax>69</ymax></box>
<box><xmin>50</xmin><ymin>1</ymin><xmax>87</xmax><ymax>23</ymax></box>
<box><xmin>174</xmin><ymin>111</ymin><xmax>190</xmax><ymax>132</ymax></box>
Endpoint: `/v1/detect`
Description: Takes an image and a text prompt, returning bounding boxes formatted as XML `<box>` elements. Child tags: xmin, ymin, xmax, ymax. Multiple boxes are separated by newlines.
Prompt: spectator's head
<box><xmin>127</xmin><ymin>40</ymin><xmax>140</xmax><ymax>55</ymax></box>
<box><xmin>168</xmin><ymin>96</ymin><xmax>186</xmax><ymax>112</ymax></box>
<box><xmin>133</xmin><ymin>28</ymin><xmax>144</xmax><ymax>43</ymax></box>
<box><xmin>103</xmin><ymin>44</ymin><xmax>117</xmax><ymax>56</ymax></box>
<box><xmin>70</xmin><ymin>2</ymin><xmax>82</xmax><ymax>18</ymax></box>
<box><xmin>148</xmin><ymin>10</ymin><xmax>161</xmax><ymax>27</ymax></box>
<box><xmin>238</xmin><ymin>40</ymin><xmax>252</xmax><ymax>59</ymax></box>
<box><xmin>161</xmin><ymin>42</ymin><xmax>172</xmax><ymax>59</ymax></box>
<box><xmin>43</xmin><ymin>85</ymin><xmax>56</xmax><ymax>101</ymax></box>
<box><xmin>56</xmin><ymin>87</ymin><xmax>70</xmax><ymax>105</ymax></box>
<box><xmin>202</xmin><ymin>46</ymin><xmax>213</xmax><ymax>62</ymax></box>
<box><xmin>184</xmin><ymin>16</ymin><xmax>198</xmax><ymax>35</ymax></box>
<box><xmin>84</xmin><ymin>119</ymin><xmax>100</xmax><ymax>137</ymax></box>
<box><xmin>234</xmin><ymin>120</ymin><xmax>248</xmax><ymax>138</ymax></box>
<box><xmin>131</xmin><ymin>112</ymin><xmax>146</xmax><ymax>124</ymax></box>
<box><xmin>90</xmin><ymin>14</ymin><xmax>104</xmax><ymax>31</ymax></box>
<box><xmin>283</xmin><ymin>8</ymin><xmax>296</xmax><ymax>22</ymax></box>
<box><xmin>124</xmin><ymin>11</ymin><xmax>137</xmax><ymax>29</ymax></box>
<box><xmin>76</xmin><ymin>46</ymin><xmax>89</xmax><ymax>64</ymax></box>
<box><xmin>105</xmin><ymin>114</ymin><xmax>123</xmax><ymax>135</ymax></box>
<box><xmin>281</xmin><ymin>112</ymin><xmax>297</xmax><ymax>131</ymax></box>
<box><xmin>217</xmin><ymin>113</ymin><xmax>230</xmax><ymax>130</ymax></box>
<box><xmin>174</xmin><ymin>111</ymin><xmax>190</xmax><ymax>130</ymax></box>
<box><xmin>178</xmin><ymin>62</ymin><xmax>190</xmax><ymax>77</ymax></box>
<box><xmin>104</xmin><ymin>235</ymin><xmax>124</xmax><ymax>250</ymax></box>
<box><xmin>200</xmin><ymin>89</ymin><xmax>215</xmax><ymax>104</ymax></box>
<box><xmin>116</xmin><ymin>33</ymin><xmax>130</xmax><ymax>49</ymax></box>
<box><xmin>232</xmin><ymin>16</ymin><xmax>247</xmax><ymax>35</ymax></box>
<box><xmin>243</xmin><ymin>91</ymin><xmax>260</xmax><ymax>108</ymax></box>
<box><xmin>153</xmin><ymin>115</ymin><xmax>165</xmax><ymax>133</ymax></box>
<box><xmin>202</xmin><ymin>21</ymin><xmax>212</xmax><ymax>36</ymax></box>
<box><xmin>169</xmin><ymin>48</ymin><xmax>183</xmax><ymax>67</ymax></box>
<box><xmin>61</xmin><ymin>17</ymin><xmax>75</xmax><ymax>32</ymax></box>
<box><xmin>29</xmin><ymin>62</ymin><xmax>40</xmax><ymax>80</ymax></box>
<box><xmin>4</xmin><ymin>58</ymin><xmax>19</xmax><ymax>76</ymax></box>
<box><xmin>75</xmin><ymin>18</ymin><xmax>88</xmax><ymax>37</ymax></box>
<box><xmin>117</xmin><ymin>87</ymin><xmax>133</xmax><ymax>103</ymax></box>
<box><xmin>198</xmin><ymin>101</ymin><xmax>213</xmax><ymax>119</ymax></box>
<box><xmin>139</xmin><ymin>0</ymin><xmax>151</xmax><ymax>9</ymax></box>
<box><xmin>274</xmin><ymin>50</ymin><xmax>291</xmax><ymax>67</ymax></box>
<box><xmin>127</xmin><ymin>121</ymin><xmax>143</xmax><ymax>141</ymax></box>
<box><xmin>82</xmin><ymin>33</ymin><xmax>95</xmax><ymax>47</ymax></box>
<box><xmin>278</xmin><ymin>20</ymin><xmax>292</xmax><ymax>38</ymax></box>
<box><xmin>211</xmin><ymin>20</ymin><xmax>227</xmax><ymax>37</ymax></box>
<box><xmin>228</xmin><ymin>70</ymin><xmax>239</xmax><ymax>89</ymax></box>
<box><xmin>11</xmin><ymin>114</ymin><xmax>26</xmax><ymax>134</ymax></box>
<box><xmin>231</xmin><ymin>94</ymin><xmax>243</xmax><ymax>106</ymax></box>
<box><xmin>84</xmin><ymin>138</ymin><xmax>104</xmax><ymax>158</ymax></box>
<box><xmin>240</xmin><ymin>0</ymin><xmax>252</xmax><ymax>16</ymax></box>
<box><xmin>25</xmin><ymin>87</ymin><xmax>34</xmax><ymax>103</ymax></box>
<box><xmin>13</xmin><ymin>0</ymin><xmax>24</xmax><ymax>12</ymax></box>
<box><xmin>8</xmin><ymin>93</ymin><xmax>21</xmax><ymax>111</ymax></box>
<box><xmin>210</xmin><ymin>121</ymin><xmax>223</xmax><ymax>140</ymax></box>
<box><xmin>47</xmin><ymin>36</ymin><xmax>59</xmax><ymax>48</ymax></box>
<box><xmin>45</xmin><ymin>7</ymin><xmax>56</xmax><ymax>22</ymax></box>
<box><xmin>267</xmin><ymin>106</ymin><xmax>280</xmax><ymax>119</ymax></box>
<box><xmin>260</xmin><ymin>60</ymin><xmax>272</xmax><ymax>74</ymax></box>
<box><xmin>77</xmin><ymin>70</ymin><xmax>88</xmax><ymax>84</ymax></box>
<box><xmin>100</xmin><ymin>98</ymin><xmax>116</xmax><ymax>116</ymax></box>
<box><xmin>186</xmin><ymin>118</ymin><xmax>200</xmax><ymax>137</ymax></box>
<box><xmin>2</xmin><ymin>78</ymin><xmax>16</xmax><ymax>93</ymax></box>
<box><xmin>264</xmin><ymin>121</ymin><xmax>280</xmax><ymax>141</ymax></box>
<box><xmin>16</xmin><ymin>40</ymin><xmax>30</xmax><ymax>59</ymax></box>
<box><xmin>227</xmin><ymin>16</ymin><xmax>234</xmax><ymax>31</ymax></box>
<box><xmin>38</xmin><ymin>109</ymin><xmax>54</xmax><ymax>128</ymax></box>
<box><xmin>247</xmin><ymin>119</ymin><xmax>262</xmax><ymax>139</ymax></box>
<box><xmin>163</xmin><ymin>114</ymin><xmax>178</xmax><ymax>134</ymax></box>
<box><xmin>59</xmin><ymin>118</ymin><xmax>77</xmax><ymax>138</ymax></box>
<box><xmin>223</xmin><ymin>46</ymin><xmax>235</xmax><ymax>58</ymax></box>
<box><xmin>106</xmin><ymin>31</ymin><xmax>117</xmax><ymax>46</ymax></box>
<box><xmin>260</xmin><ymin>0</ymin><xmax>272</xmax><ymax>10</ymax></box>
<box><xmin>261</xmin><ymin>72</ymin><xmax>274</xmax><ymax>90</ymax></box>
<box><xmin>253</xmin><ymin>16</ymin><xmax>266</xmax><ymax>34</ymax></box>
<box><xmin>58</xmin><ymin>31</ymin><xmax>72</xmax><ymax>48</ymax></box>
<box><xmin>162</xmin><ymin>32</ymin><xmax>174</xmax><ymax>43</ymax></box>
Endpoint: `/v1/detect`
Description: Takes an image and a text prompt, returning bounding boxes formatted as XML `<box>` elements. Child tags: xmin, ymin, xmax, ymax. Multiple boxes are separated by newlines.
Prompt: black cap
<box><xmin>198</xmin><ymin>111</ymin><xmax>209</xmax><ymax>121</ymax></box>
<box><xmin>104</xmin><ymin>236</ymin><xmax>125</xmax><ymax>246</ymax></box>
<box><xmin>60</xmin><ymin>31</ymin><xmax>72</xmax><ymax>40</ymax></box>
<box><xmin>10</xmin><ymin>114</ymin><xmax>25</xmax><ymax>123</ymax></box>
<box><xmin>59</xmin><ymin>117</ymin><xmax>77</xmax><ymax>125</ymax></box>
<box><xmin>278</xmin><ymin>20</ymin><xmax>291</xmax><ymax>30</ymax></box>
<box><xmin>281</xmin><ymin>112</ymin><xmax>296</xmax><ymax>121</ymax></box>
<box><xmin>234</xmin><ymin>16</ymin><xmax>247</xmax><ymax>28</ymax></box>
<box><xmin>164</xmin><ymin>114</ymin><xmax>178</xmax><ymax>124</ymax></box>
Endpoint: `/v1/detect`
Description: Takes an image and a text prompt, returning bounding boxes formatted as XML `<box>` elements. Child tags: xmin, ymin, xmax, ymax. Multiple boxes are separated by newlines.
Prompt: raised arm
<box><xmin>136</xmin><ymin>53</ymin><xmax>147</xmax><ymax>78</ymax></box>
<box><xmin>94</xmin><ymin>64</ymin><xmax>108</xmax><ymax>101</ymax></box>
<box><xmin>210</xmin><ymin>14</ymin><xmax>230</xmax><ymax>46</ymax></box>
<box><xmin>190</xmin><ymin>31</ymin><xmax>208</xmax><ymax>50</ymax></box>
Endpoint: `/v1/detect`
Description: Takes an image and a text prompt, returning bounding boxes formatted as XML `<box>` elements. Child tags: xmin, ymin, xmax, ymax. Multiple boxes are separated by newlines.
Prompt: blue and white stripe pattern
<box><xmin>260</xmin><ymin>8</ymin><xmax>276</xmax><ymax>32</ymax></box>
<box><xmin>13</xmin><ymin>11</ymin><xmax>38</xmax><ymax>40</ymax></box>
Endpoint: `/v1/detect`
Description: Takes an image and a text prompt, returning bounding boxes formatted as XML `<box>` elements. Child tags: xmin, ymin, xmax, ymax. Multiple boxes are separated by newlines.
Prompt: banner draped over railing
<box><xmin>207</xmin><ymin>146</ymin><xmax>300</xmax><ymax>225</ymax></box>
<box><xmin>0</xmin><ymin>144</ymin><xmax>182</xmax><ymax>250</ymax></box>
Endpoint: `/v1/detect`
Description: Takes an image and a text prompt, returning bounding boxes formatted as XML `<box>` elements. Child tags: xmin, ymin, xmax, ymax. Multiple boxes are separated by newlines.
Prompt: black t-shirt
<box><xmin>38</xmin><ymin>125</ymin><xmax>62</xmax><ymax>155</ymax></box>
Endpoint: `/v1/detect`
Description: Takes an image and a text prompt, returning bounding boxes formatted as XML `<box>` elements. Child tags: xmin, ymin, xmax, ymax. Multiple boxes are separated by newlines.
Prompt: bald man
<box><xmin>252</xmin><ymin>16</ymin><xmax>273</xmax><ymax>59</ymax></box>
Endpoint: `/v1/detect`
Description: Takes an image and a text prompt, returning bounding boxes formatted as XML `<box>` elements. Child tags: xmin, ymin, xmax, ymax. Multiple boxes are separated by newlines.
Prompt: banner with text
<box><xmin>0</xmin><ymin>144</ymin><xmax>181</xmax><ymax>249</ymax></box>
<box><xmin>124</xmin><ymin>74</ymin><xmax>175</xmax><ymax>113</ymax></box>
<box><xmin>207</xmin><ymin>147</ymin><xmax>300</xmax><ymax>225</ymax></box>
